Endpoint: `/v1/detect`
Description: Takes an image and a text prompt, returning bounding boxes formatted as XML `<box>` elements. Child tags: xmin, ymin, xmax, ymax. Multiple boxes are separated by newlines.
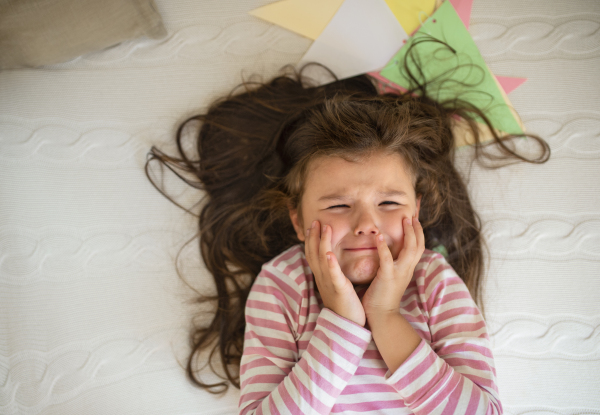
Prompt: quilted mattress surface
<box><xmin>1</xmin><ymin>0</ymin><xmax>599</xmax><ymax>414</ymax></box>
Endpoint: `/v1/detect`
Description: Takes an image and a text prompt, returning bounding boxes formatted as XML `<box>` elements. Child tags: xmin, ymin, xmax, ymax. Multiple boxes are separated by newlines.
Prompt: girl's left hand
<box><xmin>361</xmin><ymin>214</ymin><xmax>425</xmax><ymax>318</ymax></box>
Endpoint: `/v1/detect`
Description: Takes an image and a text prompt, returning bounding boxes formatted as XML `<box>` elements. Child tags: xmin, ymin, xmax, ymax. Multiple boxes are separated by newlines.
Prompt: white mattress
<box><xmin>1</xmin><ymin>0</ymin><xmax>599</xmax><ymax>414</ymax></box>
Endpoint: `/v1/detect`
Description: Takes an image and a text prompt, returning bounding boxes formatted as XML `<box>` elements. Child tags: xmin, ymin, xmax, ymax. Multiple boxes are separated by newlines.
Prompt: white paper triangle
<box><xmin>298</xmin><ymin>0</ymin><xmax>408</xmax><ymax>85</ymax></box>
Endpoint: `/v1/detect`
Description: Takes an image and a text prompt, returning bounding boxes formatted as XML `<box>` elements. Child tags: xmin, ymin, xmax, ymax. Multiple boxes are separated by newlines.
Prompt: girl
<box><xmin>146</xmin><ymin>44</ymin><xmax>550</xmax><ymax>414</ymax></box>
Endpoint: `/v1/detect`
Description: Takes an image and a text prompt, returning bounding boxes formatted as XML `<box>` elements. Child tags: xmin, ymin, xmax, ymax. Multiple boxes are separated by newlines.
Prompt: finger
<box><xmin>396</xmin><ymin>217</ymin><xmax>417</xmax><ymax>267</ymax></box>
<box><xmin>319</xmin><ymin>225</ymin><xmax>345</xmax><ymax>289</ymax></box>
<box><xmin>318</xmin><ymin>224</ymin><xmax>331</xmax><ymax>266</ymax></box>
<box><xmin>413</xmin><ymin>215</ymin><xmax>426</xmax><ymax>257</ymax></box>
<box><xmin>325</xmin><ymin>250</ymin><xmax>347</xmax><ymax>289</ymax></box>
<box><xmin>321</xmin><ymin>224</ymin><xmax>334</xmax><ymax>257</ymax></box>
<box><xmin>376</xmin><ymin>233</ymin><xmax>394</xmax><ymax>276</ymax></box>
<box><xmin>305</xmin><ymin>220</ymin><xmax>320</xmax><ymax>268</ymax></box>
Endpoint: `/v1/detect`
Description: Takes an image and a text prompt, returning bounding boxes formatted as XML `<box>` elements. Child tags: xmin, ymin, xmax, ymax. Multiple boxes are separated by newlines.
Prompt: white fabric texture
<box><xmin>0</xmin><ymin>0</ymin><xmax>599</xmax><ymax>414</ymax></box>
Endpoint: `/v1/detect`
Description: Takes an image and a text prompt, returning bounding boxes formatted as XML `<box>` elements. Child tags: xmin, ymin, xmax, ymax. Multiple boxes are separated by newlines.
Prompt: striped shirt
<box><xmin>239</xmin><ymin>245</ymin><xmax>502</xmax><ymax>414</ymax></box>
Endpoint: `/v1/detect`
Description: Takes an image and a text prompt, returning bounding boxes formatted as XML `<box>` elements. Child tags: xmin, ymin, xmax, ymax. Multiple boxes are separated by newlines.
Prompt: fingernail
<box><xmin>326</xmin><ymin>254</ymin><xmax>331</xmax><ymax>261</ymax></box>
<box><xmin>406</xmin><ymin>218</ymin><xmax>412</xmax><ymax>225</ymax></box>
<box><xmin>377</xmin><ymin>234</ymin><xmax>384</xmax><ymax>241</ymax></box>
<box><xmin>311</xmin><ymin>220</ymin><xmax>317</xmax><ymax>229</ymax></box>
<box><xmin>322</xmin><ymin>225</ymin><xmax>327</xmax><ymax>233</ymax></box>
<box><xmin>305</xmin><ymin>229</ymin><xmax>310</xmax><ymax>237</ymax></box>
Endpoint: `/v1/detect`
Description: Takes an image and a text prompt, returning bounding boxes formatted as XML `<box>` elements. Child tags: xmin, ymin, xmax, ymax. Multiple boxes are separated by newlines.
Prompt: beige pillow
<box><xmin>0</xmin><ymin>0</ymin><xmax>167</xmax><ymax>69</ymax></box>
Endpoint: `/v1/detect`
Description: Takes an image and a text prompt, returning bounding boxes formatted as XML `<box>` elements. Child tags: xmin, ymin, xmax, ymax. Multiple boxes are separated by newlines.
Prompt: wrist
<box><xmin>365</xmin><ymin>309</ymin><xmax>402</xmax><ymax>326</ymax></box>
<box><xmin>364</xmin><ymin>311</ymin><xmax>421</xmax><ymax>373</ymax></box>
<box><xmin>365</xmin><ymin>304</ymin><xmax>402</xmax><ymax>318</ymax></box>
<box><xmin>363</xmin><ymin>287</ymin><xmax>407</xmax><ymax>319</ymax></box>
<box><xmin>325</xmin><ymin>301</ymin><xmax>367</xmax><ymax>328</ymax></box>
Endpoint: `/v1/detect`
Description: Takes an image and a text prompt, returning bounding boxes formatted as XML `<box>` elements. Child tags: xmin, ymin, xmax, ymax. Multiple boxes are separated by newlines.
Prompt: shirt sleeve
<box><xmin>384</xmin><ymin>254</ymin><xmax>503</xmax><ymax>414</ymax></box>
<box><xmin>239</xmin><ymin>267</ymin><xmax>373</xmax><ymax>415</ymax></box>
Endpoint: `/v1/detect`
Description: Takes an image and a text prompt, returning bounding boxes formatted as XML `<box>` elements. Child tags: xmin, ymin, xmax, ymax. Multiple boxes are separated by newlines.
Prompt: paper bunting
<box><xmin>249</xmin><ymin>0</ymin><xmax>528</xmax><ymax>145</ymax></box>
<box><xmin>370</xmin><ymin>70</ymin><xmax>527</xmax><ymax>97</ymax></box>
<box><xmin>384</xmin><ymin>0</ymin><xmax>436</xmax><ymax>35</ymax></box>
<box><xmin>495</xmin><ymin>76</ymin><xmax>528</xmax><ymax>94</ymax></box>
<box><xmin>379</xmin><ymin>0</ymin><xmax>524</xmax><ymax>135</ymax></box>
<box><xmin>448</xmin><ymin>0</ymin><xmax>473</xmax><ymax>29</ymax></box>
<box><xmin>298</xmin><ymin>0</ymin><xmax>408</xmax><ymax>83</ymax></box>
<box><xmin>249</xmin><ymin>0</ymin><xmax>344</xmax><ymax>40</ymax></box>
<box><xmin>250</xmin><ymin>0</ymin><xmax>438</xmax><ymax>41</ymax></box>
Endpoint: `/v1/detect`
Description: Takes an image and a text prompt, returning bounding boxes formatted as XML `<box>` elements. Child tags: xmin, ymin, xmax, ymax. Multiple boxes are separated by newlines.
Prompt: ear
<box><xmin>415</xmin><ymin>194</ymin><xmax>422</xmax><ymax>220</ymax></box>
<box><xmin>288</xmin><ymin>205</ymin><xmax>306</xmax><ymax>242</ymax></box>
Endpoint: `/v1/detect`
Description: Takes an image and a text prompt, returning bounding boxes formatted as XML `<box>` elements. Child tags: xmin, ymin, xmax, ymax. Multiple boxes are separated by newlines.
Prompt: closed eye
<box><xmin>327</xmin><ymin>201</ymin><xmax>401</xmax><ymax>209</ymax></box>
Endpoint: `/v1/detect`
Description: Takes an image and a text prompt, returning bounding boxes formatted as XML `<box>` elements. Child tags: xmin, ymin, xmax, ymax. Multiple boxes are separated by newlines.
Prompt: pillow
<box><xmin>0</xmin><ymin>0</ymin><xmax>167</xmax><ymax>69</ymax></box>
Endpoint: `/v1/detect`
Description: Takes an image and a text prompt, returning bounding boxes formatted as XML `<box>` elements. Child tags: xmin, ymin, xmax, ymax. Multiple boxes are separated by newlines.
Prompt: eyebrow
<box><xmin>317</xmin><ymin>190</ymin><xmax>408</xmax><ymax>202</ymax></box>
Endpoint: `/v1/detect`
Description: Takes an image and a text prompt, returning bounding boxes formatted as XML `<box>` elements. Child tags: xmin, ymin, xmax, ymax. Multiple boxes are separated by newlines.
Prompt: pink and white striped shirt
<box><xmin>239</xmin><ymin>245</ymin><xmax>502</xmax><ymax>414</ymax></box>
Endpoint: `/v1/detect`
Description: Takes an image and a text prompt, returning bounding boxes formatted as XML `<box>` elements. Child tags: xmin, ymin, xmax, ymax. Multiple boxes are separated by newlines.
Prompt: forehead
<box><xmin>303</xmin><ymin>152</ymin><xmax>415</xmax><ymax>197</ymax></box>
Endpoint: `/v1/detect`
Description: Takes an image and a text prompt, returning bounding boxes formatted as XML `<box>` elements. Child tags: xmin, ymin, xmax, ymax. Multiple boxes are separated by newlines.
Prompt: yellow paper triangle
<box><xmin>384</xmin><ymin>0</ymin><xmax>437</xmax><ymax>35</ymax></box>
<box><xmin>249</xmin><ymin>0</ymin><xmax>344</xmax><ymax>40</ymax></box>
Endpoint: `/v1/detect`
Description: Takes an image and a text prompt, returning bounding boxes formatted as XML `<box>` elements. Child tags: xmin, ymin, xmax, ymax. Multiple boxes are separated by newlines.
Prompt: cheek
<box><xmin>385</xmin><ymin>217</ymin><xmax>407</xmax><ymax>257</ymax></box>
<box><xmin>328</xmin><ymin>219</ymin><xmax>348</xmax><ymax>248</ymax></box>
<box><xmin>313</xmin><ymin>216</ymin><xmax>348</xmax><ymax>249</ymax></box>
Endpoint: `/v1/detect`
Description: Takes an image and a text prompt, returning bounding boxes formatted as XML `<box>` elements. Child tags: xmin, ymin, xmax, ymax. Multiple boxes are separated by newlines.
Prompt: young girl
<box><xmin>147</xmin><ymin>46</ymin><xmax>550</xmax><ymax>414</ymax></box>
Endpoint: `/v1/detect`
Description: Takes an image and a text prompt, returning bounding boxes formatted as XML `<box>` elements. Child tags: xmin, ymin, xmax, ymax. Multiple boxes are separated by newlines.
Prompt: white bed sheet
<box><xmin>1</xmin><ymin>0</ymin><xmax>599</xmax><ymax>414</ymax></box>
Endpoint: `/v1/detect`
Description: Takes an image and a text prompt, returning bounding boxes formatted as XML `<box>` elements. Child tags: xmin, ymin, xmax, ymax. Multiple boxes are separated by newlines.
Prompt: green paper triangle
<box><xmin>380</xmin><ymin>0</ymin><xmax>523</xmax><ymax>135</ymax></box>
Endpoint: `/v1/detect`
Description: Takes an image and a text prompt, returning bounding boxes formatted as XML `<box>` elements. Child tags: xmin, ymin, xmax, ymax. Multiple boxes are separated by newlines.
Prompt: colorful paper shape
<box><xmin>249</xmin><ymin>0</ymin><xmax>344</xmax><ymax>40</ymax></box>
<box><xmin>370</xmin><ymin>70</ymin><xmax>527</xmax><ymax>97</ymax></box>
<box><xmin>496</xmin><ymin>76</ymin><xmax>527</xmax><ymax>94</ymax></box>
<box><xmin>367</xmin><ymin>71</ymin><xmax>407</xmax><ymax>94</ymax></box>
<box><xmin>380</xmin><ymin>0</ymin><xmax>524</xmax><ymax>135</ymax></box>
<box><xmin>384</xmin><ymin>0</ymin><xmax>437</xmax><ymax>35</ymax></box>
<box><xmin>298</xmin><ymin>0</ymin><xmax>408</xmax><ymax>84</ymax></box>
<box><xmin>367</xmin><ymin>70</ymin><xmax>522</xmax><ymax>147</ymax></box>
<box><xmin>250</xmin><ymin>0</ymin><xmax>442</xmax><ymax>43</ymax></box>
<box><xmin>448</xmin><ymin>0</ymin><xmax>473</xmax><ymax>29</ymax></box>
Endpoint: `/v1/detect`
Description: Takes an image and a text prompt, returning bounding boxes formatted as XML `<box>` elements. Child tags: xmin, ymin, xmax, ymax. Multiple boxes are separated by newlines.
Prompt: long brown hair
<box><xmin>145</xmin><ymin>41</ymin><xmax>550</xmax><ymax>393</ymax></box>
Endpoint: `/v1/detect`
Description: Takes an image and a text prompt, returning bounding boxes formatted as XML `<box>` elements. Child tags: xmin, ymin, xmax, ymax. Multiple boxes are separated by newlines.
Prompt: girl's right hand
<box><xmin>305</xmin><ymin>220</ymin><xmax>366</xmax><ymax>327</ymax></box>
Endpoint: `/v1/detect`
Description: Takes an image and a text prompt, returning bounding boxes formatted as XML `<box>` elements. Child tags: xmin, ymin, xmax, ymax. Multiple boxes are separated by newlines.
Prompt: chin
<box><xmin>341</xmin><ymin>255</ymin><xmax>379</xmax><ymax>285</ymax></box>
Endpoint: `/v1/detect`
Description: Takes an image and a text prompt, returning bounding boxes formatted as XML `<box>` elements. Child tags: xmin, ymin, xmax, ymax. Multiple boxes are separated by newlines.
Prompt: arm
<box><xmin>239</xmin><ymin>267</ymin><xmax>372</xmax><ymax>415</ymax></box>
<box><xmin>367</xmin><ymin>311</ymin><xmax>422</xmax><ymax>373</ymax></box>
<box><xmin>381</xmin><ymin>255</ymin><xmax>503</xmax><ymax>414</ymax></box>
<box><xmin>361</xmin><ymin>215</ymin><xmax>502</xmax><ymax>413</ymax></box>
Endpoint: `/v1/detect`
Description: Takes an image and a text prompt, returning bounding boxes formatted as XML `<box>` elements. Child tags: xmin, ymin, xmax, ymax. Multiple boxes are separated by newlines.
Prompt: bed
<box><xmin>1</xmin><ymin>0</ymin><xmax>599</xmax><ymax>414</ymax></box>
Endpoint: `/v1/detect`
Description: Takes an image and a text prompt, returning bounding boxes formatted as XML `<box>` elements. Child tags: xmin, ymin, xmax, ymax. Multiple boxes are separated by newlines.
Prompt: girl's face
<box><xmin>289</xmin><ymin>151</ymin><xmax>421</xmax><ymax>286</ymax></box>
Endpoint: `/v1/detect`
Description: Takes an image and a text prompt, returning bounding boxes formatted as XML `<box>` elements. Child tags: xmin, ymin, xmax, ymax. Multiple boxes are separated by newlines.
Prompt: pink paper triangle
<box><xmin>367</xmin><ymin>71</ymin><xmax>407</xmax><ymax>94</ymax></box>
<box><xmin>449</xmin><ymin>0</ymin><xmax>473</xmax><ymax>30</ymax></box>
<box><xmin>495</xmin><ymin>76</ymin><xmax>527</xmax><ymax>94</ymax></box>
<box><xmin>369</xmin><ymin>70</ymin><xmax>527</xmax><ymax>97</ymax></box>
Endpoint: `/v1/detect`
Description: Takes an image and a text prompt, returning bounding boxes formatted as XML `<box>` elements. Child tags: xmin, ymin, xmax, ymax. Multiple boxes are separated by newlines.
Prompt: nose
<box><xmin>353</xmin><ymin>208</ymin><xmax>379</xmax><ymax>236</ymax></box>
